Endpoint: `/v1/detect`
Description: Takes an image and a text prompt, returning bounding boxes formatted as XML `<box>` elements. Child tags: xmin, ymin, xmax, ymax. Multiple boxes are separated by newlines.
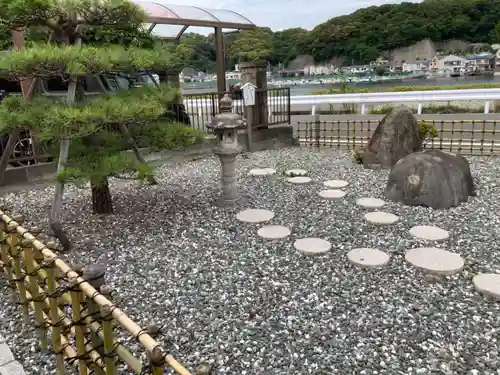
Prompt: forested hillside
<box><xmin>2</xmin><ymin>0</ymin><xmax>500</xmax><ymax>71</ymax></box>
<box><xmin>304</xmin><ymin>0</ymin><xmax>500</xmax><ymax>63</ymax></box>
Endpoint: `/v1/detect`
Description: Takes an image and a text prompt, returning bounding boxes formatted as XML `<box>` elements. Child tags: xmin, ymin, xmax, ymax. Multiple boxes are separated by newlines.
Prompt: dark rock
<box><xmin>385</xmin><ymin>149</ymin><xmax>475</xmax><ymax>209</ymax></box>
<box><xmin>364</xmin><ymin>106</ymin><xmax>421</xmax><ymax>168</ymax></box>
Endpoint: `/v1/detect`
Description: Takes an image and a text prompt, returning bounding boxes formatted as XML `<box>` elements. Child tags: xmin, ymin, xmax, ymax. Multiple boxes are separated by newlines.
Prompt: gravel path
<box><xmin>1</xmin><ymin>147</ymin><xmax>500</xmax><ymax>375</ymax></box>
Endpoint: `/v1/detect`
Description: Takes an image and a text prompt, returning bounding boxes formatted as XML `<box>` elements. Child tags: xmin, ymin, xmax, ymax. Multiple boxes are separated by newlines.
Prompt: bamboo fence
<box><xmin>0</xmin><ymin>207</ymin><xmax>211</xmax><ymax>375</ymax></box>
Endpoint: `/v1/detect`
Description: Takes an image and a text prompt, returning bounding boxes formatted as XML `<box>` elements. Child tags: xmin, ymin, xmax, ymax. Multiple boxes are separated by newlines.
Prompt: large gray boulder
<box><xmin>363</xmin><ymin>106</ymin><xmax>421</xmax><ymax>169</ymax></box>
<box><xmin>385</xmin><ymin>149</ymin><xmax>475</xmax><ymax>209</ymax></box>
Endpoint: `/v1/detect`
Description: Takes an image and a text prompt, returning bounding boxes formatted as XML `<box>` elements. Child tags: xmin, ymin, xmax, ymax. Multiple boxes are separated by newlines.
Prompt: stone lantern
<box><xmin>206</xmin><ymin>94</ymin><xmax>247</xmax><ymax>204</ymax></box>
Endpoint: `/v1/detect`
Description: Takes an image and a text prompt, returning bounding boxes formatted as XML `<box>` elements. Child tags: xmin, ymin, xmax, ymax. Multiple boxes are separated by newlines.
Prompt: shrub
<box><xmin>419</xmin><ymin>121</ymin><xmax>438</xmax><ymax>140</ymax></box>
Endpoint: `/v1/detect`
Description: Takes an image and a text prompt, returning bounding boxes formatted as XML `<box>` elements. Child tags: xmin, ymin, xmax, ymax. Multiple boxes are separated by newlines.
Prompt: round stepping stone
<box><xmin>318</xmin><ymin>189</ymin><xmax>346</xmax><ymax>200</ymax></box>
<box><xmin>287</xmin><ymin>176</ymin><xmax>312</xmax><ymax>184</ymax></box>
<box><xmin>323</xmin><ymin>179</ymin><xmax>349</xmax><ymax>189</ymax></box>
<box><xmin>257</xmin><ymin>225</ymin><xmax>291</xmax><ymax>239</ymax></box>
<box><xmin>409</xmin><ymin>225</ymin><xmax>449</xmax><ymax>241</ymax></box>
<box><xmin>405</xmin><ymin>247</ymin><xmax>464</xmax><ymax>275</ymax></box>
<box><xmin>347</xmin><ymin>248</ymin><xmax>390</xmax><ymax>269</ymax></box>
<box><xmin>285</xmin><ymin>169</ymin><xmax>308</xmax><ymax>177</ymax></box>
<box><xmin>473</xmin><ymin>273</ymin><xmax>500</xmax><ymax>299</ymax></box>
<box><xmin>364</xmin><ymin>211</ymin><xmax>399</xmax><ymax>225</ymax></box>
<box><xmin>236</xmin><ymin>209</ymin><xmax>275</xmax><ymax>223</ymax></box>
<box><xmin>294</xmin><ymin>238</ymin><xmax>331</xmax><ymax>255</ymax></box>
<box><xmin>356</xmin><ymin>197</ymin><xmax>385</xmax><ymax>209</ymax></box>
<box><xmin>249</xmin><ymin>168</ymin><xmax>276</xmax><ymax>176</ymax></box>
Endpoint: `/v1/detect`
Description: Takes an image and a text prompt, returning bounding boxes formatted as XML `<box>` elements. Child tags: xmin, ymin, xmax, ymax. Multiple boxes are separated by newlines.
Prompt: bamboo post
<box><xmin>22</xmin><ymin>234</ymin><xmax>48</xmax><ymax>349</ymax></box>
<box><xmin>25</xmin><ymin>274</ymin><xmax>105</xmax><ymax>372</ymax></box>
<box><xmin>101</xmin><ymin>304</ymin><xmax>117</xmax><ymax>375</ymax></box>
<box><xmin>34</xmin><ymin>235</ymin><xmax>47</xmax><ymax>268</ymax></box>
<box><xmin>148</xmin><ymin>347</ymin><xmax>165</xmax><ymax>375</ymax></box>
<box><xmin>82</xmin><ymin>264</ymin><xmax>106</xmax><ymax>355</ymax></box>
<box><xmin>43</xmin><ymin>254</ymin><xmax>66</xmax><ymax>375</ymax></box>
<box><xmin>23</xmin><ymin>290</ymin><xmax>81</xmax><ymax>362</ymax></box>
<box><xmin>6</xmin><ymin>216</ymin><xmax>29</xmax><ymax>323</ymax></box>
<box><xmin>10</xmin><ymin>227</ymin><xmax>29</xmax><ymax>323</ymax></box>
<box><xmin>0</xmin><ymin>221</ymin><xmax>15</xmax><ymax>298</ymax></box>
<box><xmin>21</xmin><ymin>264</ymin><xmax>140</xmax><ymax>373</ymax></box>
<box><xmin>69</xmin><ymin>275</ymin><xmax>88</xmax><ymax>375</ymax></box>
<box><xmin>0</xmin><ymin>212</ymin><xmax>191</xmax><ymax>375</ymax></box>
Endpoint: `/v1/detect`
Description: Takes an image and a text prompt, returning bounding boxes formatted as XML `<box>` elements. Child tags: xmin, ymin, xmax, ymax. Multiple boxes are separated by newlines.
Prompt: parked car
<box><xmin>0</xmin><ymin>71</ymin><xmax>191</xmax><ymax>167</ymax></box>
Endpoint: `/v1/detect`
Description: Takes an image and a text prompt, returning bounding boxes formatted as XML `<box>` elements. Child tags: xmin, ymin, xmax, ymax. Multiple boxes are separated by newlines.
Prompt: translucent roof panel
<box><xmin>135</xmin><ymin>2</ymin><xmax>177</xmax><ymax>19</ymax></box>
<box><xmin>160</xmin><ymin>4</ymin><xmax>219</xmax><ymax>22</ymax></box>
<box><xmin>131</xmin><ymin>1</ymin><xmax>255</xmax><ymax>29</ymax></box>
<box><xmin>204</xmin><ymin>9</ymin><xmax>253</xmax><ymax>25</ymax></box>
<box><xmin>146</xmin><ymin>23</ymin><xmax>185</xmax><ymax>38</ymax></box>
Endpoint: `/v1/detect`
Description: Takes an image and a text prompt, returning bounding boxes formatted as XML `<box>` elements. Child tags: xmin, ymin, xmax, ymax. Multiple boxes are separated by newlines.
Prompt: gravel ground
<box><xmin>1</xmin><ymin>147</ymin><xmax>500</xmax><ymax>375</ymax></box>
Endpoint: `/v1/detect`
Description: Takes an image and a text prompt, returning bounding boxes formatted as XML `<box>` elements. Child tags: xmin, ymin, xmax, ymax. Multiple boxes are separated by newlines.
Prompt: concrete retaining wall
<box><xmin>0</xmin><ymin>124</ymin><xmax>295</xmax><ymax>188</ymax></box>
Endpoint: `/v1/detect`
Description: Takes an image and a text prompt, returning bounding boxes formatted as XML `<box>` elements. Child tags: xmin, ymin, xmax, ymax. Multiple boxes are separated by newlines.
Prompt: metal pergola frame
<box><xmin>133</xmin><ymin>1</ymin><xmax>256</xmax><ymax>92</ymax></box>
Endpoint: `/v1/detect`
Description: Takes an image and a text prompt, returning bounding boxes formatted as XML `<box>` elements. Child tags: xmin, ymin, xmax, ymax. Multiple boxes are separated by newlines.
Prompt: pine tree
<box><xmin>0</xmin><ymin>0</ymin><xmax>202</xmax><ymax>247</ymax></box>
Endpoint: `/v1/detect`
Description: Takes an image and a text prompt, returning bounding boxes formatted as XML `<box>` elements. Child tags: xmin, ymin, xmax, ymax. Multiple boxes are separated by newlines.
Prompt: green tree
<box><xmin>303</xmin><ymin>0</ymin><xmax>500</xmax><ymax>64</ymax></box>
<box><xmin>228</xmin><ymin>27</ymin><xmax>274</xmax><ymax>62</ymax></box>
<box><xmin>179</xmin><ymin>33</ymin><xmax>216</xmax><ymax>72</ymax></box>
<box><xmin>8</xmin><ymin>0</ymin><xmax>500</xmax><ymax>74</ymax></box>
<box><xmin>490</xmin><ymin>21</ymin><xmax>500</xmax><ymax>43</ymax></box>
<box><xmin>0</xmin><ymin>0</ymin><xmax>202</xmax><ymax>248</ymax></box>
<box><xmin>272</xmin><ymin>28</ymin><xmax>309</xmax><ymax>66</ymax></box>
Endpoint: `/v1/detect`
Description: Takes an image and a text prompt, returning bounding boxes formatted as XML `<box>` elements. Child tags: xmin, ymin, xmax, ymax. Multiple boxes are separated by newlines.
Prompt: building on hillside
<box><xmin>370</xmin><ymin>58</ymin><xmax>390</xmax><ymax>70</ymax></box>
<box><xmin>466</xmin><ymin>54</ymin><xmax>496</xmax><ymax>72</ymax></box>
<box><xmin>402</xmin><ymin>60</ymin><xmax>430</xmax><ymax>72</ymax></box>
<box><xmin>429</xmin><ymin>55</ymin><xmax>467</xmax><ymax>74</ymax></box>
<box><xmin>303</xmin><ymin>64</ymin><xmax>338</xmax><ymax>75</ymax></box>
<box><xmin>495</xmin><ymin>50</ymin><xmax>500</xmax><ymax>71</ymax></box>
<box><xmin>277</xmin><ymin>69</ymin><xmax>305</xmax><ymax>77</ymax></box>
<box><xmin>390</xmin><ymin>62</ymin><xmax>403</xmax><ymax>72</ymax></box>
<box><xmin>348</xmin><ymin>65</ymin><xmax>371</xmax><ymax>74</ymax></box>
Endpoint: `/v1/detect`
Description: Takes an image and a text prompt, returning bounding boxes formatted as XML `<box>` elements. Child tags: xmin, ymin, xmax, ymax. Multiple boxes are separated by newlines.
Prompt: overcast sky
<box><xmin>153</xmin><ymin>0</ymin><xmax>423</xmax><ymax>33</ymax></box>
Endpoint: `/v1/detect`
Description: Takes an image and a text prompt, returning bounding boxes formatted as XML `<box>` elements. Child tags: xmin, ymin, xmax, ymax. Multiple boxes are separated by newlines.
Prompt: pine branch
<box><xmin>0</xmin><ymin>0</ymin><xmax>146</xmax><ymax>29</ymax></box>
<box><xmin>51</xmin><ymin>122</ymin><xmax>204</xmax><ymax>185</ymax></box>
<box><xmin>0</xmin><ymin>44</ymin><xmax>177</xmax><ymax>78</ymax></box>
<box><xmin>0</xmin><ymin>84</ymin><xmax>182</xmax><ymax>138</ymax></box>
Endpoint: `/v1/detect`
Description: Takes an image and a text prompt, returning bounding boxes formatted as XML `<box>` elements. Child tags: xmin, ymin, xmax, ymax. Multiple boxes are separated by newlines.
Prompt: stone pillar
<box><xmin>206</xmin><ymin>94</ymin><xmax>246</xmax><ymax>205</ymax></box>
<box><xmin>165</xmin><ymin>69</ymin><xmax>180</xmax><ymax>89</ymax></box>
<box><xmin>239</xmin><ymin>61</ymin><xmax>268</xmax><ymax>129</ymax></box>
<box><xmin>219</xmin><ymin>154</ymin><xmax>238</xmax><ymax>202</ymax></box>
<box><xmin>157</xmin><ymin>69</ymin><xmax>180</xmax><ymax>89</ymax></box>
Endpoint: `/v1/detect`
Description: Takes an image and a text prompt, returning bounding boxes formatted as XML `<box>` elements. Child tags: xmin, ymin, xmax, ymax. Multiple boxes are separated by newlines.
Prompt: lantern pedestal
<box><xmin>206</xmin><ymin>94</ymin><xmax>247</xmax><ymax>205</ymax></box>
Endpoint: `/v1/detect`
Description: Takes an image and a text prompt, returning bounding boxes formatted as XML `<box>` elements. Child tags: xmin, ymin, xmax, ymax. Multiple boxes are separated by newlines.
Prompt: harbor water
<box><xmin>181</xmin><ymin>75</ymin><xmax>500</xmax><ymax>97</ymax></box>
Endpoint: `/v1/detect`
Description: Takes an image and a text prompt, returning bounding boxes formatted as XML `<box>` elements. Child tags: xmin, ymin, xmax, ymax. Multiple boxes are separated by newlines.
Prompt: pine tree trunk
<box><xmin>91</xmin><ymin>178</ymin><xmax>113</xmax><ymax>214</ymax></box>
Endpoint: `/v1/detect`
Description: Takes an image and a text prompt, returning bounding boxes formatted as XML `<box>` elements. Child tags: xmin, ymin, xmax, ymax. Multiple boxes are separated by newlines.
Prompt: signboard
<box><xmin>241</xmin><ymin>82</ymin><xmax>256</xmax><ymax>107</ymax></box>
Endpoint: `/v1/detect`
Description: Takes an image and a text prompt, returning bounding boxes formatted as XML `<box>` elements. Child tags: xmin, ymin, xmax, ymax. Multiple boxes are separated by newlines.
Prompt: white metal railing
<box><xmin>183</xmin><ymin>88</ymin><xmax>500</xmax><ymax>116</ymax></box>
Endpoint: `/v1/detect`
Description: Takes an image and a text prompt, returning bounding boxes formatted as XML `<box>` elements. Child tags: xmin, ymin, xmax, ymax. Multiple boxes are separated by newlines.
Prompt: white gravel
<box><xmin>1</xmin><ymin>147</ymin><xmax>500</xmax><ymax>375</ymax></box>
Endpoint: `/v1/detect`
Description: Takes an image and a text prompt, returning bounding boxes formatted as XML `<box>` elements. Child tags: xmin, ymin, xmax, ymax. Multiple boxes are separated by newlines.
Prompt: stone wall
<box><xmin>0</xmin><ymin>125</ymin><xmax>295</xmax><ymax>188</ymax></box>
<box><xmin>390</xmin><ymin>39</ymin><xmax>472</xmax><ymax>63</ymax></box>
